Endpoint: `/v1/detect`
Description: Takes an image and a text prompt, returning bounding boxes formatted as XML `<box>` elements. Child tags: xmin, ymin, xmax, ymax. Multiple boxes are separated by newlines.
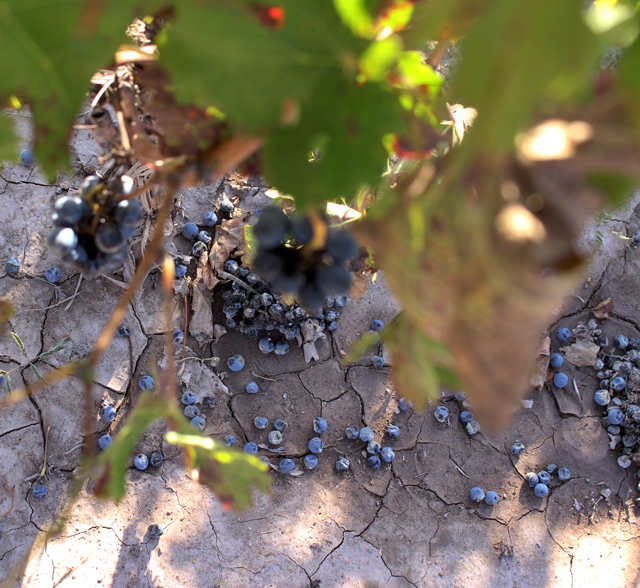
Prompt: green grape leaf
<box><xmin>333</xmin><ymin>0</ymin><xmax>374</xmax><ymax>38</ymax></box>
<box><xmin>0</xmin><ymin>0</ymin><xmax>149</xmax><ymax>178</ymax></box>
<box><xmin>93</xmin><ymin>391</ymin><xmax>168</xmax><ymax>502</ymax></box>
<box><xmin>359</xmin><ymin>35</ymin><xmax>403</xmax><ymax>81</ymax></box>
<box><xmin>383</xmin><ymin>313</ymin><xmax>459</xmax><ymax>405</ymax></box>
<box><xmin>396</xmin><ymin>51</ymin><xmax>443</xmax><ymax>93</ymax></box>
<box><xmin>165</xmin><ymin>427</ymin><xmax>270</xmax><ymax>512</ymax></box>
<box><xmin>160</xmin><ymin>0</ymin><xmax>404</xmax><ymax>206</ymax></box>
<box><xmin>452</xmin><ymin>0</ymin><xmax>599</xmax><ymax>152</ymax></box>
<box><xmin>587</xmin><ymin>173</ymin><xmax>636</xmax><ymax>208</ymax></box>
<box><xmin>619</xmin><ymin>32</ymin><xmax>640</xmax><ymax>129</ymax></box>
<box><xmin>403</xmin><ymin>0</ymin><xmax>488</xmax><ymax>47</ymax></box>
<box><xmin>344</xmin><ymin>329</ymin><xmax>383</xmax><ymax>363</ymax></box>
<box><xmin>0</xmin><ymin>113</ymin><xmax>17</xmax><ymax>162</ymax></box>
<box><xmin>160</xmin><ymin>0</ymin><xmax>363</xmax><ymax>131</ymax></box>
<box><xmin>262</xmin><ymin>81</ymin><xmax>403</xmax><ymax>207</ymax></box>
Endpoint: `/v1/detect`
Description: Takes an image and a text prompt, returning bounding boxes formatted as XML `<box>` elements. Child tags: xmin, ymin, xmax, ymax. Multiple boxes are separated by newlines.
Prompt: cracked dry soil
<box><xmin>1</xmin><ymin>124</ymin><xmax>640</xmax><ymax>588</ymax></box>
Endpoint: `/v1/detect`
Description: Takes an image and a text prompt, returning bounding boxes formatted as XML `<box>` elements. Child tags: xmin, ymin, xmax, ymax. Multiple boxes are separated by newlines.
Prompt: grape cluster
<box><xmin>47</xmin><ymin>175</ymin><xmax>142</xmax><ymax>274</ymax></box>
<box><xmin>252</xmin><ymin>207</ymin><xmax>357</xmax><ymax>310</ymax></box>
<box><xmin>221</xmin><ymin>261</ymin><xmax>349</xmax><ymax>349</ymax></box>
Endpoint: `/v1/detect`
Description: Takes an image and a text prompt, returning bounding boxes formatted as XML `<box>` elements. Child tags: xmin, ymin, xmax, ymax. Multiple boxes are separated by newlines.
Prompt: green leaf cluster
<box><xmin>93</xmin><ymin>392</ymin><xmax>269</xmax><ymax>510</ymax></box>
<box><xmin>159</xmin><ymin>0</ymin><xmax>410</xmax><ymax>207</ymax></box>
<box><xmin>0</xmin><ymin>0</ymin><xmax>147</xmax><ymax>177</ymax></box>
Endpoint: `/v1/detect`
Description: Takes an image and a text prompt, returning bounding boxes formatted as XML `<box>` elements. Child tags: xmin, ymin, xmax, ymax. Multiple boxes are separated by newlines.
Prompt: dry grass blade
<box><xmin>161</xmin><ymin>256</ymin><xmax>178</xmax><ymax>407</ymax></box>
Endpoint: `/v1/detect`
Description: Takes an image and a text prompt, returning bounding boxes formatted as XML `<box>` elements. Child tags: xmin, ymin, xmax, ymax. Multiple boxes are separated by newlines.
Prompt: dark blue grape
<box><xmin>253</xmin><ymin>207</ymin><xmax>291</xmax><ymax>249</ymax></box>
<box><xmin>316</xmin><ymin>264</ymin><xmax>351</xmax><ymax>296</ymax></box>
<box><xmin>79</xmin><ymin>175</ymin><xmax>102</xmax><ymax>196</ymax></box>
<box><xmin>95</xmin><ymin>223</ymin><xmax>124</xmax><ymax>254</ymax></box>
<box><xmin>52</xmin><ymin>196</ymin><xmax>91</xmax><ymax>227</ymax></box>
<box><xmin>115</xmin><ymin>199</ymin><xmax>143</xmax><ymax>227</ymax></box>
<box><xmin>325</xmin><ymin>229</ymin><xmax>357</xmax><ymax>262</ymax></box>
<box><xmin>48</xmin><ymin>228</ymin><xmax>78</xmax><ymax>256</ymax></box>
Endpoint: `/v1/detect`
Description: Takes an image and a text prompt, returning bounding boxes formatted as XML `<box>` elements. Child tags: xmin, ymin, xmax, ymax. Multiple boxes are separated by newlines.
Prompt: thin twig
<box><xmin>90</xmin><ymin>76</ymin><xmax>115</xmax><ymax>108</ymax></box>
<box><xmin>14</xmin><ymin>289</ymin><xmax>84</xmax><ymax>315</ymax></box>
<box><xmin>183</xmin><ymin>295</ymin><xmax>188</xmax><ymax>363</ymax></box>
<box><xmin>62</xmin><ymin>442</ymin><xmax>86</xmax><ymax>456</ymax></box>
<box><xmin>251</xmin><ymin>372</ymin><xmax>278</xmax><ymax>382</ymax></box>
<box><xmin>218</xmin><ymin>270</ymin><xmax>258</xmax><ymax>293</ymax></box>
<box><xmin>453</xmin><ymin>463</ymin><xmax>469</xmax><ymax>478</ymax></box>
<box><xmin>162</xmin><ymin>256</ymin><xmax>178</xmax><ymax>410</ymax></box>
<box><xmin>116</xmin><ymin>110</ymin><xmax>131</xmax><ymax>151</ymax></box>
<box><xmin>40</xmin><ymin>425</ymin><xmax>51</xmax><ymax>478</ymax></box>
<box><xmin>426</xmin><ymin>39</ymin><xmax>451</xmax><ymax>69</ymax></box>
<box><xmin>65</xmin><ymin>274</ymin><xmax>83</xmax><ymax>311</ymax></box>
<box><xmin>127</xmin><ymin>337</ymin><xmax>134</xmax><ymax>406</ymax></box>
<box><xmin>0</xmin><ymin>481</ymin><xmax>14</xmax><ymax>518</ymax></box>
<box><xmin>573</xmin><ymin>378</ymin><xmax>581</xmax><ymax>400</ymax></box>
<box><xmin>83</xmin><ymin>379</ymin><xmax>95</xmax><ymax>460</ymax></box>
<box><xmin>99</xmin><ymin>273</ymin><xmax>128</xmax><ymax>289</ymax></box>
<box><xmin>0</xmin><ymin>362</ymin><xmax>80</xmax><ymax>410</ymax></box>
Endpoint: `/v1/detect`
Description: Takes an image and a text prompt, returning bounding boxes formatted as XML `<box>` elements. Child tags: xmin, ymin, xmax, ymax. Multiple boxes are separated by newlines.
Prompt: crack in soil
<box><xmin>358</xmin><ymin>534</ymin><xmax>420</xmax><ymax>588</ymax></box>
<box><xmin>309</xmin><ymin>526</ymin><xmax>346</xmax><ymax>577</ymax></box>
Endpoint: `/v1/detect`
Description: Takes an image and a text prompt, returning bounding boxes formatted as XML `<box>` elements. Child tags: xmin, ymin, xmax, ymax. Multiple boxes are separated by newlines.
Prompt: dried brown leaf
<box><xmin>189</xmin><ymin>284</ymin><xmax>214</xmax><ymax>344</ymax></box>
<box><xmin>529</xmin><ymin>336</ymin><xmax>551</xmax><ymax>391</ymax></box>
<box><xmin>349</xmin><ymin>272</ymin><xmax>371</xmax><ymax>299</ymax></box>
<box><xmin>195</xmin><ymin>250</ymin><xmax>219</xmax><ymax>290</ymax></box>
<box><xmin>211</xmin><ymin>215</ymin><xmax>248</xmax><ymax>276</ymax></box>
<box><xmin>592</xmin><ymin>297</ymin><xmax>614</xmax><ymax>319</ymax></box>
<box><xmin>563</xmin><ymin>339</ymin><xmax>600</xmax><ymax>367</ymax></box>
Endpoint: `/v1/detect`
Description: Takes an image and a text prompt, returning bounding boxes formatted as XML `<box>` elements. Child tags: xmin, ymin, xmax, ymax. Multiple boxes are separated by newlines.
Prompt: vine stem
<box><xmin>162</xmin><ymin>256</ymin><xmax>178</xmax><ymax>406</ymax></box>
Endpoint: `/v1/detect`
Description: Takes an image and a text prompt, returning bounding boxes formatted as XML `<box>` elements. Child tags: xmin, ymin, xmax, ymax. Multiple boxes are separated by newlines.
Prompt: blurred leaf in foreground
<box><xmin>0</xmin><ymin>114</ymin><xmax>17</xmax><ymax>162</ymax></box>
<box><xmin>160</xmin><ymin>0</ymin><xmax>404</xmax><ymax>207</ymax></box>
<box><xmin>0</xmin><ymin>0</ymin><xmax>146</xmax><ymax>177</ymax></box>
<box><xmin>92</xmin><ymin>392</ymin><xmax>270</xmax><ymax>510</ymax></box>
<box><xmin>383</xmin><ymin>313</ymin><xmax>459</xmax><ymax>400</ymax></box>
<box><xmin>165</xmin><ymin>429</ymin><xmax>269</xmax><ymax>512</ymax></box>
<box><xmin>453</xmin><ymin>0</ymin><xmax>599</xmax><ymax>152</ymax></box>
<box><xmin>93</xmin><ymin>391</ymin><xmax>167</xmax><ymax>501</ymax></box>
<box><xmin>356</xmin><ymin>156</ymin><xmax>589</xmax><ymax>429</ymax></box>
<box><xmin>0</xmin><ymin>300</ymin><xmax>14</xmax><ymax>336</ymax></box>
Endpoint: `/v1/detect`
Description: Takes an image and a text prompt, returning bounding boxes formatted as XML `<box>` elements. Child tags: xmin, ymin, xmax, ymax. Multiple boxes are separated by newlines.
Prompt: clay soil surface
<box><xmin>1</xmin><ymin>121</ymin><xmax>640</xmax><ymax>588</ymax></box>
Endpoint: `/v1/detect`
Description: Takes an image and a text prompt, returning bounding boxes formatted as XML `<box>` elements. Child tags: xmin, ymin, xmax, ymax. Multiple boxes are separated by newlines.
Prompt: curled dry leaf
<box><xmin>530</xmin><ymin>336</ymin><xmax>551</xmax><ymax>391</ymax></box>
<box><xmin>591</xmin><ymin>297</ymin><xmax>614</xmax><ymax>319</ymax></box>
<box><xmin>189</xmin><ymin>283</ymin><xmax>214</xmax><ymax>344</ymax></box>
<box><xmin>195</xmin><ymin>249</ymin><xmax>218</xmax><ymax>290</ymax></box>
<box><xmin>213</xmin><ymin>324</ymin><xmax>227</xmax><ymax>342</ymax></box>
<box><xmin>210</xmin><ymin>214</ymin><xmax>249</xmax><ymax>280</ymax></box>
<box><xmin>562</xmin><ymin>339</ymin><xmax>600</xmax><ymax>368</ymax></box>
<box><xmin>301</xmin><ymin>319</ymin><xmax>326</xmax><ymax>363</ymax></box>
<box><xmin>349</xmin><ymin>271</ymin><xmax>372</xmax><ymax>299</ymax></box>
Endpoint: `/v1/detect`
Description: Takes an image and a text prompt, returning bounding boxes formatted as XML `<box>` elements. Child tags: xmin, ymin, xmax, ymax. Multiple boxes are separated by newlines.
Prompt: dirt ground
<box><xmin>1</xmin><ymin>118</ymin><xmax>640</xmax><ymax>588</ymax></box>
